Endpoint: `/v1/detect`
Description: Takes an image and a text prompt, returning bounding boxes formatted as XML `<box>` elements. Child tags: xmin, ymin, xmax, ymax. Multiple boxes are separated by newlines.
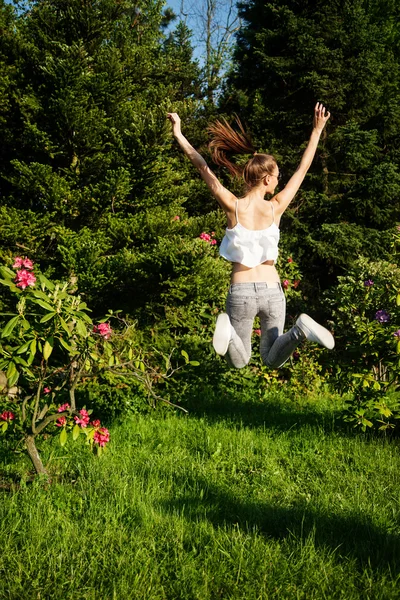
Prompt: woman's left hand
<box><xmin>313</xmin><ymin>103</ymin><xmax>330</xmax><ymax>133</ymax></box>
<box><xmin>167</xmin><ymin>112</ymin><xmax>181</xmax><ymax>137</ymax></box>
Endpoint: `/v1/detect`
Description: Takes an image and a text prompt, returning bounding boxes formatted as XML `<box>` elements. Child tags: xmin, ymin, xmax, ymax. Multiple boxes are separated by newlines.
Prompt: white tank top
<box><xmin>219</xmin><ymin>200</ymin><xmax>280</xmax><ymax>268</ymax></box>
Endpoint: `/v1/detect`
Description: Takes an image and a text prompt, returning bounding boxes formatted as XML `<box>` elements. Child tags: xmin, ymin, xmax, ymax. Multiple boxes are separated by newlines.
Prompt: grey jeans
<box><xmin>226</xmin><ymin>282</ymin><xmax>305</xmax><ymax>369</ymax></box>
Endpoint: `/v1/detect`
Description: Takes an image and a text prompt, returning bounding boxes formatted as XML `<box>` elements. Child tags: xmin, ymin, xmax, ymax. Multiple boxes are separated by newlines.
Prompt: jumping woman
<box><xmin>167</xmin><ymin>104</ymin><xmax>334</xmax><ymax>369</ymax></box>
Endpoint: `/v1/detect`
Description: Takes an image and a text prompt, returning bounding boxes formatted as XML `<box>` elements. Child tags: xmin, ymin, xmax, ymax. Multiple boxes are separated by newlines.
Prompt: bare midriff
<box><xmin>231</xmin><ymin>261</ymin><xmax>280</xmax><ymax>284</ymax></box>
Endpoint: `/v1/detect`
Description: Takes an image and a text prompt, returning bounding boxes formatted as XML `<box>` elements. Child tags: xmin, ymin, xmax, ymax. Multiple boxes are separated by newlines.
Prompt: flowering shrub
<box><xmin>324</xmin><ymin>238</ymin><xmax>400</xmax><ymax>431</ymax></box>
<box><xmin>199</xmin><ymin>232</ymin><xmax>217</xmax><ymax>245</ymax></box>
<box><xmin>93</xmin><ymin>322</ymin><xmax>112</xmax><ymax>339</ymax></box>
<box><xmin>276</xmin><ymin>256</ymin><xmax>302</xmax><ymax>305</ymax></box>
<box><xmin>0</xmin><ymin>257</ymin><xmax>197</xmax><ymax>476</ymax></box>
<box><xmin>53</xmin><ymin>403</ymin><xmax>110</xmax><ymax>450</ymax></box>
<box><xmin>375</xmin><ymin>309</ymin><xmax>390</xmax><ymax>323</ymax></box>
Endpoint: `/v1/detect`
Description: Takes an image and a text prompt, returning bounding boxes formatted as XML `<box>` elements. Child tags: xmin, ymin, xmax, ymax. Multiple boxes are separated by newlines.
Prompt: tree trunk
<box><xmin>25</xmin><ymin>434</ymin><xmax>48</xmax><ymax>476</ymax></box>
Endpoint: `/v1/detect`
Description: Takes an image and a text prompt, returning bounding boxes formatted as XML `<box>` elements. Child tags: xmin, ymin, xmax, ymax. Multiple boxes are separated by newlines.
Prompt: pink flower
<box><xmin>172</xmin><ymin>215</ymin><xmax>180</xmax><ymax>221</ymax></box>
<box><xmin>287</xmin><ymin>257</ymin><xmax>293</xmax><ymax>263</ymax></box>
<box><xmin>253</xmin><ymin>328</ymin><xmax>261</xmax><ymax>336</ymax></box>
<box><xmin>43</xmin><ymin>387</ymin><xmax>51</xmax><ymax>394</ymax></box>
<box><xmin>56</xmin><ymin>416</ymin><xmax>67</xmax><ymax>427</ymax></box>
<box><xmin>57</xmin><ymin>402</ymin><xmax>70</xmax><ymax>413</ymax></box>
<box><xmin>0</xmin><ymin>411</ymin><xmax>15</xmax><ymax>421</ymax></box>
<box><xmin>74</xmin><ymin>408</ymin><xmax>90</xmax><ymax>428</ymax></box>
<box><xmin>13</xmin><ymin>256</ymin><xmax>34</xmax><ymax>270</ymax></box>
<box><xmin>93</xmin><ymin>427</ymin><xmax>110</xmax><ymax>447</ymax></box>
<box><xmin>91</xmin><ymin>419</ymin><xmax>101</xmax><ymax>427</ymax></box>
<box><xmin>282</xmin><ymin>279</ymin><xmax>289</xmax><ymax>289</ymax></box>
<box><xmin>200</xmin><ymin>232</ymin><xmax>217</xmax><ymax>245</ymax></box>
<box><xmin>15</xmin><ymin>269</ymin><xmax>36</xmax><ymax>290</ymax></box>
<box><xmin>93</xmin><ymin>322</ymin><xmax>112</xmax><ymax>340</ymax></box>
<box><xmin>293</xmin><ymin>280</ymin><xmax>300</xmax><ymax>289</ymax></box>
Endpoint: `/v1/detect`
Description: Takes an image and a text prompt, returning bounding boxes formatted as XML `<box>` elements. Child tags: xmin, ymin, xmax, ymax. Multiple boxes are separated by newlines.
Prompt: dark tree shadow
<box><xmin>159</xmin><ymin>473</ymin><xmax>400</xmax><ymax>573</ymax></box>
<box><xmin>180</xmin><ymin>385</ymin><xmax>347</xmax><ymax>436</ymax></box>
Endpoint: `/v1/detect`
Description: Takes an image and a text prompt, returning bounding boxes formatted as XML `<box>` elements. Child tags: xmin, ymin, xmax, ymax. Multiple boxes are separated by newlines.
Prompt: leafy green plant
<box><xmin>0</xmin><ymin>257</ymin><xmax>197</xmax><ymax>477</ymax></box>
<box><xmin>325</xmin><ymin>230</ymin><xmax>400</xmax><ymax>431</ymax></box>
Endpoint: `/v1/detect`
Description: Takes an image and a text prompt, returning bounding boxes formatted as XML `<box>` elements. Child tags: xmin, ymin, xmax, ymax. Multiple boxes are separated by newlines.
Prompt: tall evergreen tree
<box><xmin>0</xmin><ymin>0</ymin><xmax>224</xmax><ymax>326</ymax></box>
<box><xmin>223</xmin><ymin>0</ymin><xmax>400</xmax><ymax>288</ymax></box>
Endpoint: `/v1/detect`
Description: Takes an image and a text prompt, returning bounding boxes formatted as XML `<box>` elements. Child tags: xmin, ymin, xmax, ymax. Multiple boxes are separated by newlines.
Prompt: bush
<box><xmin>324</xmin><ymin>230</ymin><xmax>400</xmax><ymax>431</ymax></box>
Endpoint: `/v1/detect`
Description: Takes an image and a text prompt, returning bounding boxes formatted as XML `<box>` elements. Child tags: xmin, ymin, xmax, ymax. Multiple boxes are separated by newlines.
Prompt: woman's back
<box><xmin>227</xmin><ymin>196</ymin><xmax>279</xmax><ymax>231</ymax></box>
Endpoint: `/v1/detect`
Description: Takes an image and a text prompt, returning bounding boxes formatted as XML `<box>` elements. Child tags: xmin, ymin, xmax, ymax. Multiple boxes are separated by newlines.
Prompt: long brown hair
<box><xmin>207</xmin><ymin>116</ymin><xmax>277</xmax><ymax>190</ymax></box>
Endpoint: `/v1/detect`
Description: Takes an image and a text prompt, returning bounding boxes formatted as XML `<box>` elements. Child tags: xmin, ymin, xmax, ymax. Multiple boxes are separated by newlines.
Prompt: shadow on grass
<box><xmin>182</xmin><ymin>387</ymin><xmax>347</xmax><ymax>435</ymax></box>
<box><xmin>160</xmin><ymin>475</ymin><xmax>400</xmax><ymax>573</ymax></box>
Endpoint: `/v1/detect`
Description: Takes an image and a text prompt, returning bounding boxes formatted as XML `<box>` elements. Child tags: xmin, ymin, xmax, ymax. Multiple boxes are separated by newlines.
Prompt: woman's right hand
<box><xmin>167</xmin><ymin>112</ymin><xmax>181</xmax><ymax>137</ymax></box>
<box><xmin>313</xmin><ymin>102</ymin><xmax>330</xmax><ymax>133</ymax></box>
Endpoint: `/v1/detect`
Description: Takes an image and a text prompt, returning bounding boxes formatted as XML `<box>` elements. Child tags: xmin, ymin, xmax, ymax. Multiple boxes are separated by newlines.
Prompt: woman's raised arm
<box><xmin>273</xmin><ymin>103</ymin><xmax>330</xmax><ymax>215</ymax></box>
<box><xmin>167</xmin><ymin>113</ymin><xmax>236</xmax><ymax>212</ymax></box>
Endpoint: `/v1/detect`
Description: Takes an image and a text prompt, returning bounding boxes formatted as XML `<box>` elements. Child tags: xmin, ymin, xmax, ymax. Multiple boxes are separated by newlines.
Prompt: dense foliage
<box><xmin>224</xmin><ymin>0</ymin><xmax>400</xmax><ymax>288</ymax></box>
<box><xmin>0</xmin><ymin>0</ymin><xmax>399</xmax><ymax>438</ymax></box>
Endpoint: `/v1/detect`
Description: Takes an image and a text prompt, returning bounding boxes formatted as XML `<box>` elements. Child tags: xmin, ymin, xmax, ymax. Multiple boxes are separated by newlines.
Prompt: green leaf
<box><xmin>72</xmin><ymin>424</ymin><xmax>81</xmax><ymax>441</ymax></box>
<box><xmin>181</xmin><ymin>349</ymin><xmax>189</xmax><ymax>363</ymax></box>
<box><xmin>30</xmin><ymin>338</ymin><xmax>37</xmax><ymax>355</ymax></box>
<box><xmin>21</xmin><ymin>319</ymin><xmax>30</xmax><ymax>331</ymax></box>
<box><xmin>38</xmin><ymin>274</ymin><xmax>55</xmax><ymax>291</ymax></box>
<box><xmin>14</xmin><ymin>356</ymin><xmax>28</xmax><ymax>367</ymax></box>
<box><xmin>75</xmin><ymin>311</ymin><xmax>92</xmax><ymax>324</ymax></box>
<box><xmin>75</xmin><ymin>319</ymin><xmax>87</xmax><ymax>337</ymax></box>
<box><xmin>58</xmin><ymin>336</ymin><xmax>74</xmax><ymax>353</ymax></box>
<box><xmin>6</xmin><ymin>361</ymin><xmax>16</xmax><ymax>380</ymax></box>
<box><xmin>17</xmin><ymin>339</ymin><xmax>35</xmax><ymax>354</ymax></box>
<box><xmin>59</xmin><ymin>427</ymin><xmax>68</xmax><ymax>446</ymax></box>
<box><xmin>28</xmin><ymin>339</ymin><xmax>37</xmax><ymax>365</ymax></box>
<box><xmin>7</xmin><ymin>364</ymin><xmax>19</xmax><ymax>387</ymax></box>
<box><xmin>59</xmin><ymin>316</ymin><xmax>71</xmax><ymax>336</ymax></box>
<box><xmin>0</xmin><ymin>266</ymin><xmax>15</xmax><ymax>278</ymax></box>
<box><xmin>397</xmin><ymin>293</ymin><xmax>400</xmax><ymax>307</ymax></box>
<box><xmin>32</xmin><ymin>290</ymin><xmax>52</xmax><ymax>301</ymax></box>
<box><xmin>40</xmin><ymin>312</ymin><xmax>57</xmax><ymax>323</ymax></box>
<box><xmin>0</xmin><ymin>279</ymin><xmax>20</xmax><ymax>292</ymax></box>
<box><xmin>189</xmin><ymin>360</ymin><xmax>200</xmax><ymax>366</ymax></box>
<box><xmin>43</xmin><ymin>338</ymin><xmax>54</xmax><ymax>361</ymax></box>
<box><xmin>108</xmin><ymin>355</ymin><xmax>115</xmax><ymax>367</ymax></box>
<box><xmin>1</xmin><ymin>316</ymin><xmax>20</xmax><ymax>338</ymax></box>
<box><xmin>23</xmin><ymin>368</ymin><xmax>35</xmax><ymax>379</ymax></box>
<box><xmin>32</xmin><ymin>298</ymin><xmax>54</xmax><ymax>312</ymax></box>
<box><xmin>1</xmin><ymin>421</ymin><xmax>8</xmax><ymax>434</ymax></box>
<box><xmin>86</xmin><ymin>428</ymin><xmax>95</xmax><ymax>441</ymax></box>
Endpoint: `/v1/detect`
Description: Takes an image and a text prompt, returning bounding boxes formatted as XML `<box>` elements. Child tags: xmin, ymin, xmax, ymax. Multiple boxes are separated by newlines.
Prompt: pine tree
<box><xmin>0</xmin><ymin>0</ymin><xmax>229</xmax><ymax>332</ymax></box>
<box><xmin>223</xmin><ymin>0</ymin><xmax>400</xmax><ymax>288</ymax></box>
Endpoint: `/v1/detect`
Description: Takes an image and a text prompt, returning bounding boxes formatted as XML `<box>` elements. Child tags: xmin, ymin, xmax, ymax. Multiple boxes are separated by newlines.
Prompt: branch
<box><xmin>31</xmin><ymin>381</ymin><xmax>43</xmax><ymax>435</ymax></box>
<box><xmin>22</xmin><ymin>395</ymin><xmax>33</xmax><ymax>423</ymax></box>
<box><xmin>69</xmin><ymin>358</ymin><xmax>87</xmax><ymax>410</ymax></box>
<box><xmin>35</xmin><ymin>410</ymin><xmax>70</xmax><ymax>435</ymax></box>
<box><xmin>103</xmin><ymin>356</ymin><xmax>189</xmax><ymax>413</ymax></box>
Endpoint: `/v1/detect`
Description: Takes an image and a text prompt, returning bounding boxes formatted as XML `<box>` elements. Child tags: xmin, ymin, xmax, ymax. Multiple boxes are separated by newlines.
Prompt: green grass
<box><xmin>1</xmin><ymin>392</ymin><xmax>400</xmax><ymax>599</ymax></box>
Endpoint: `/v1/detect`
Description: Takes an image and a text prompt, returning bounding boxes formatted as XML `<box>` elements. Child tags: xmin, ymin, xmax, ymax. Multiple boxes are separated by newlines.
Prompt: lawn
<box><xmin>1</xmin><ymin>392</ymin><xmax>399</xmax><ymax>599</ymax></box>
